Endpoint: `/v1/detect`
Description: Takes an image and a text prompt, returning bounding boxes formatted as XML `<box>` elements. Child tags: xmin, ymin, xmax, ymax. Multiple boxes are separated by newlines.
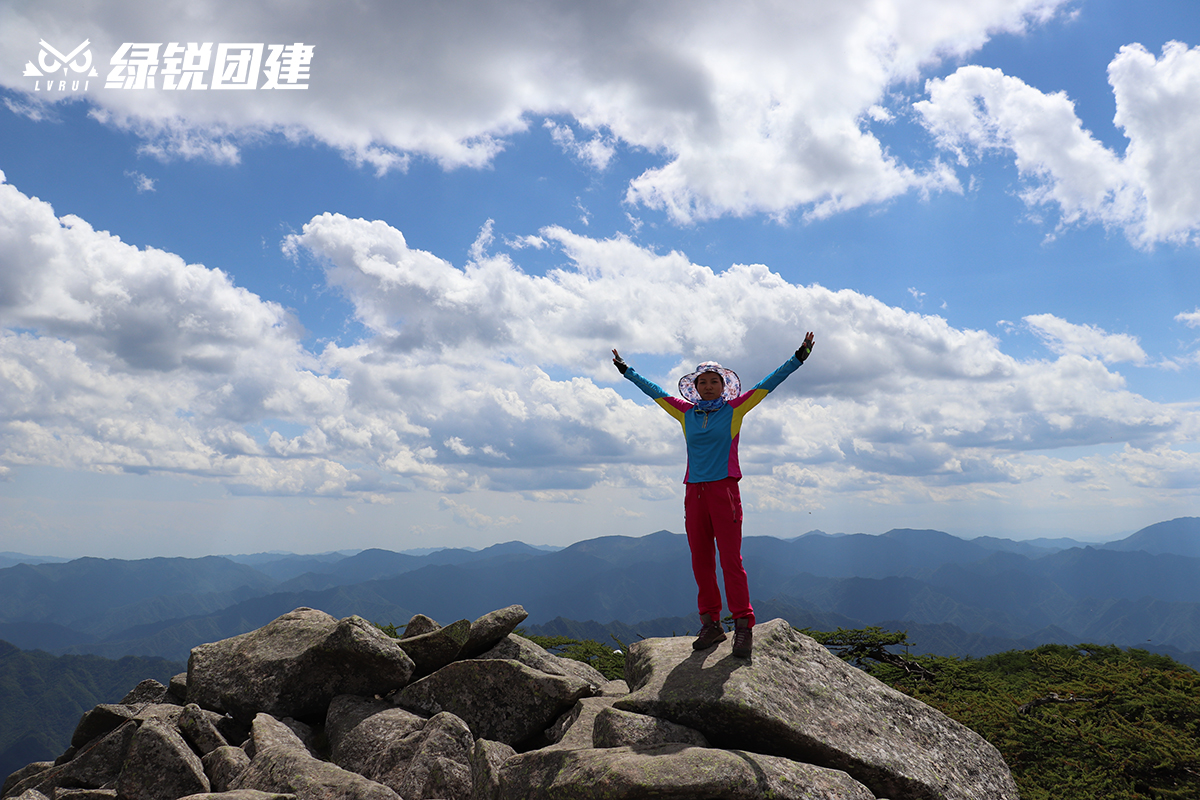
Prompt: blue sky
<box><xmin>1</xmin><ymin>0</ymin><xmax>1198</xmax><ymax>558</ymax></box>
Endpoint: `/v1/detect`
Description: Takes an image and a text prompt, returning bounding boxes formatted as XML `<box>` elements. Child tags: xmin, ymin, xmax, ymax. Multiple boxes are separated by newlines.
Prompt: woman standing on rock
<box><xmin>611</xmin><ymin>334</ymin><xmax>815</xmax><ymax>658</ymax></box>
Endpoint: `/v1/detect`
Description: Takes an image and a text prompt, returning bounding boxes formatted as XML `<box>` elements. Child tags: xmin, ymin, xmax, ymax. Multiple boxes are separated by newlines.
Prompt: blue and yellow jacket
<box><xmin>624</xmin><ymin>355</ymin><xmax>802</xmax><ymax>483</ymax></box>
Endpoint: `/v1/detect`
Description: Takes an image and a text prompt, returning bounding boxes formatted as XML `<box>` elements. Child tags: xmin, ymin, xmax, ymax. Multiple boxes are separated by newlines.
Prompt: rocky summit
<box><xmin>1</xmin><ymin>605</ymin><xmax>1019</xmax><ymax>800</ymax></box>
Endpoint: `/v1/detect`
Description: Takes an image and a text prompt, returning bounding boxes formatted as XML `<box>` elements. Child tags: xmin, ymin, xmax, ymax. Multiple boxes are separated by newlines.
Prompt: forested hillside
<box><xmin>0</xmin><ymin>641</ymin><xmax>182</xmax><ymax>779</ymax></box>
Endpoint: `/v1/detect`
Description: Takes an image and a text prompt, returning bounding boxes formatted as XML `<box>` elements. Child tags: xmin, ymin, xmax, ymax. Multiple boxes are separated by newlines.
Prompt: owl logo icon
<box><xmin>24</xmin><ymin>39</ymin><xmax>98</xmax><ymax>77</ymax></box>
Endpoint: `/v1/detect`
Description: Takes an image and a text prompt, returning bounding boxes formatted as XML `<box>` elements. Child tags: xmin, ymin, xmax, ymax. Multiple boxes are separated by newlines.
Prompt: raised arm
<box><xmin>611</xmin><ymin>348</ymin><xmax>689</xmax><ymax>424</ymax></box>
<box><xmin>733</xmin><ymin>333</ymin><xmax>816</xmax><ymax>409</ymax></box>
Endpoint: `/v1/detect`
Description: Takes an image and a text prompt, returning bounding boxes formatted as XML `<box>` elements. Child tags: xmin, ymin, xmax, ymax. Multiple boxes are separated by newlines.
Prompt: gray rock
<box><xmin>7</xmin><ymin>722</ymin><xmax>137</xmax><ymax>798</ymax></box>
<box><xmin>187</xmin><ymin>608</ymin><xmax>415</xmax><ymax>721</ymax></box>
<box><xmin>597</xmin><ymin>678</ymin><xmax>629</xmax><ymax>697</ymax></box>
<box><xmin>115</xmin><ymin>718</ymin><xmax>209</xmax><ymax>800</ymax></box>
<box><xmin>1</xmin><ymin>763</ymin><xmax>51</xmax><ymax>799</ymax></box>
<box><xmin>396</xmin><ymin>619</ymin><xmax>471</xmax><ymax>677</ymax></box>
<box><xmin>473</xmin><ymin>634</ymin><xmax>562</xmax><ymax>674</ymax></box>
<box><xmin>132</xmin><ymin>703</ymin><xmax>185</xmax><ymax>727</ymax></box>
<box><xmin>168</xmin><ymin>672</ymin><xmax>189</xmax><ymax>703</ymax></box>
<box><xmin>326</xmin><ymin>698</ymin><xmax>425</xmax><ymax>766</ymax></box>
<box><xmin>543</xmin><ymin>697</ymin><xmax>618</xmax><ymax>750</ymax></box>
<box><xmin>58</xmin><ymin>720</ymin><xmax>138</xmax><ymax>790</ymax></box>
<box><xmin>245</xmin><ymin>714</ymin><xmax>312</xmax><ymax>759</ymax></box>
<box><xmin>592</xmin><ymin>706</ymin><xmax>709</xmax><ymax>749</ymax></box>
<box><xmin>52</xmin><ymin>791</ymin><xmax>116</xmax><ymax>799</ymax></box>
<box><xmin>281</xmin><ymin>718</ymin><xmax>320</xmax><ymax>755</ymax></box>
<box><xmin>69</xmin><ymin>706</ymin><xmax>136</xmax><ymax>750</ymax></box>
<box><xmin>179</xmin><ymin>704</ymin><xmax>229</xmax><ymax>755</ymax></box>
<box><xmin>119</xmin><ymin>680</ymin><xmax>168</xmax><ymax>706</ymax></box>
<box><xmin>326</xmin><ymin>696</ymin><xmax>402</xmax><ymax>754</ymax></box>
<box><xmin>400</xmin><ymin>614</ymin><xmax>441</xmax><ymax>639</ymax></box>
<box><xmin>231</xmin><ymin>741</ymin><xmax>400</xmax><ymax>800</ymax></box>
<box><xmin>180</xmin><ymin>792</ymin><xmax>296</xmax><ymax>800</ymax></box>
<box><xmin>202</xmin><ymin>745</ymin><xmax>251</xmax><ymax>793</ymax></box>
<box><xmin>338</xmin><ymin>711</ymin><xmax>474</xmax><ymax>800</ymax></box>
<box><xmin>615</xmin><ymin>618</ymin><xmax>1020</xmax><ymax>800</ymax></box>
<box><xmin>468</xmin><ymin>740</ymin><xmax>514</xmax><ymax>800</ymax></box>
<box><xmin>329</xmin><ymin>694</ymin><xmax>473</xmax><ymax>799</ymax></box>
<box><xmin>473</xmin><ymin>634</ymin><xmax>607</xmax><ymax>688</ymax></box>
<box><xmin>459</xmin><ymin>606</ymin><xmax>528</xmax><ymax>659</ymax></box>
<box><xmin>395</xmin><ymin>659</ymin><xmax>598</xmax><ymax>747</ymax></box>
<box><xmin>496</xmin><ymin>744</ymin><xmax>875</xmax><ymax>800</ymax></box>
<box><xmin>7</xmin><ymin>791</ymin><xmax>49</xmax><ymax>800</ymax></box>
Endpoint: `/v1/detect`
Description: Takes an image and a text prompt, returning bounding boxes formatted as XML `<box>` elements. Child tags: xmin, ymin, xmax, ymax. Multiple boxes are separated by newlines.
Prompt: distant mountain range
<box><xmin>1</xmin><ymin>517</ymin><xmax>1198</xmax><ymax>669</ymax></box>
<box><xmin>3</xmin><ymin>517</ymin><xmax>1199</xmax><ymax>778</ymax></box>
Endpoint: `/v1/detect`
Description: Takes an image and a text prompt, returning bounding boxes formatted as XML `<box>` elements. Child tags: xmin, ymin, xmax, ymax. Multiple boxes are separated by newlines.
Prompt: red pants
<box><xmin>684</xmin><ymin>477</ymin><xmax>754</xmax><ymax>628</ymax></box>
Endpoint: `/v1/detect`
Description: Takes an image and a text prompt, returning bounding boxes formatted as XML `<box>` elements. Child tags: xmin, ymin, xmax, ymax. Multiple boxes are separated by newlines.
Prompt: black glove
<box><xmin>612</xmin><ymin>353</ymin><xmax>628</xmax><ymax>375</ymax></box>
<box><xmin>795</xmin><ymin>332</ymin><xmax>815</xmax><ymax>364</ymax></box>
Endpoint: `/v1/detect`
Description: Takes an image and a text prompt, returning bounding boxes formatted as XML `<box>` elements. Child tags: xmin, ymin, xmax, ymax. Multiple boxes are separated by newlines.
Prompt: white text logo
<box><xmin>23</xmin><ymin>39</ymin><xmax>314</xmax><ymax>92</ymax></box>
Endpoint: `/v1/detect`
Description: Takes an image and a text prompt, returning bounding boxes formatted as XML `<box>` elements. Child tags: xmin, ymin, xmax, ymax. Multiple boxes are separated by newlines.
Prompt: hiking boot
<box><xmin>732</xmin><ymin>618</ymin><xmax>753</xmax><ymax>658</ymax></box>
<box><xmin>692</xmin><ymin>615</ymin><xmax>727</xmax><ymax>650</ymax></box>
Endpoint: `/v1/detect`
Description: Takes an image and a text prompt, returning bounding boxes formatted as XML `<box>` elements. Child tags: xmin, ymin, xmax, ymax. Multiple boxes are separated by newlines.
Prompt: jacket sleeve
<box><xmin>728</xmin><ymin>355</ymin><xmax>802</xmax><ymax>414</ymax></box>
<box><xmin>624</xmin><ymin>367</ymin><xmax>690</xmax><ymax>426</ymax></box>
<box><xmin>750</xmin><ymin>354</ymin><xmax>802</xmax><ymax>393</ymax></box>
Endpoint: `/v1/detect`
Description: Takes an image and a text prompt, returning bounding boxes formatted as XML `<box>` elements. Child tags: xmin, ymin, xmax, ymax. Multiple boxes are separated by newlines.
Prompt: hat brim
<box><xmin>679</xmin><ymin>363</ymin><xmax>741</xmax><ymax>403</ymax></box>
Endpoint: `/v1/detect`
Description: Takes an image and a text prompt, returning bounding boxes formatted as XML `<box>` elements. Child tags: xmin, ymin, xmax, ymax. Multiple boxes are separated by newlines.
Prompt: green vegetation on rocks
<box><xmin>807</xmin><ymin>626</ymin><xmax>1200</xmax><ymax>800</ymax></box>
<box><xmin>514</xmin><ymin>632</ymin><xmax>627</xmax><ymax>681</ymax></box>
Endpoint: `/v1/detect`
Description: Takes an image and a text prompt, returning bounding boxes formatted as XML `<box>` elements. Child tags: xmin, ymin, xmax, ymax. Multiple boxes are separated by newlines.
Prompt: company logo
<box><xmin>23</xmin><ymin>39</ymin><xmax>99</xmax><ymax>90</ymax></box>
<box><xmin>22</xmin><ymin>39</ymin><xmax>314</xmax><ymax>92</ymax></box>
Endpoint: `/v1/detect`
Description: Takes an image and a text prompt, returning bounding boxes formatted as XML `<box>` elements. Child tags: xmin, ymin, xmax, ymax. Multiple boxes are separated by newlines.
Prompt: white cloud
<box><xmin>438</xmin><ymin>496</ymin><xmax>518</xmax><ymax>528</ymax></box>
<box><xmin>1177</xmin><ymin>308</ymin><xmax>1200</xmax><ymax>328</ymax></box>
<box><xmin>124</xmin><ymin>170</ymin><xmax>156</xmax><ymax>193</ymax></box>
<box><xmin>916</xmin><ymin>41</ymin><xmax>1200</xmax><ymax>248</ymax></box>
<box><xmin>1</xmin><ymin>0</ymin><xmax>1070</xmax><ymax>222</ymax></box>
<box><xmin>544</xmin><ymin>120</ymin><xmax>615</xmax><ymax>171</ymax></box>
<box><xmin>1</xmin><ymin>173</ymin><xmax>1194</xmax><ymax>511</ymax></box>
<box><xmin>1024</xmin><ymin>313</ymin><xmax>1147</xmax><ymax>364</ymax></box>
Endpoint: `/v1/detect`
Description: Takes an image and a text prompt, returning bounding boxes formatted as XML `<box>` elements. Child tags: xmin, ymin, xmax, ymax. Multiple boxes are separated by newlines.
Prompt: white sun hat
<box><xmin>679</xmin><ymin>361</ymin><xmax>741</xmax><ymax>403</ymax></box>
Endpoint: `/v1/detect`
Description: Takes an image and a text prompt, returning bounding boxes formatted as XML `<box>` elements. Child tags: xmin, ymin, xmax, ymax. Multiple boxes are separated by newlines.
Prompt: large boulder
<box><xmin>395</xmin><ymin>659</ymin><xmax>598</xmax><ymax>747</ymax></box>
<box><xmin>334</xmin><ymin>710</ymin><xmax>474</xmax><ymax>800</ymax></box>
<box><xmin>614</xmin><ymin>618</ymin><xmax>1020</xmax><ymax>800</ymax></box>
<box><xmin>230</xmin><ymin>713</ymin><xmax>400</xmax><ymax>800</ymax></box>
<box><xmin>400</xmin><ymin>614</ymin><xmax>441</xmax><ymax>639</ymax></box>
<box><xmin>5</xmin><ymin>721</ymin><xmax>137</xmax><ymax>798</ymax></box>
<box><xmin>187</xmin><ymin>608</ymin><xmax>415</xmax><ymax>721</ymax></box>
<box><xmin>119</xmin><ymin>680</ymin><xmax>169</xmax><ymax>706</ymax></box>
<box><xmin>180</xmin><ymin>792</ymin><xmax>296</xmax><ymax>800</ymax></box>
<box><xmin>326</xmin><ymin>697</ymin><xmax>425</xmax><ymax>765</ymax></box>
<box><xmin>468</xmin><ymin>740</ymin><xmax>515</xmax><ymax>800</ymax></box>
<box><xmin>396</xmin><ymin>619</ymin><xmax>471</xmax><ymax>677</ymax></box>
<box><xmin>1</xmin><ymin>763</ymin><xmax>52</xmax><ymax>799</ymax></box>
<box><xmin>474</xmin><ymin>634</ymin><xmax>613</xmax><ymax>690</ymax></box>
<box><xmin>496</xmin><ymin>744</ymin><xmax>875</xmax><ymax>800</ymax></box>
<box><xmin>70</xmin><ymin>706</ymin><xmax>137</xmax><ymax>750</ymax></box>
<box><xmin>202</xmin><ymin>746</ymin><xmax>251</xmax><ymax>793</ymax></box>
<box><xmin>592</xmin><ymin>706</ymin><xmax>709</xmax><ymax>749</ymax></box>
<box><xmin>178</xmin><ymin>703</ymin><xmax>229</xmax><ymax>755</ymax></box>
<box><xmin>460</xmin><ymin>605</ymin><xmax>528</xmax><ymax>659</ymax></box>
<box><xmin>543</xmin><ymin>697</ymin><xmax>618</xmax><ymax>751</ymax></box>
<box><xmin>115</xmin><ymin>718</ymin><xmax>209</xmax><ymax>800</ymax></box>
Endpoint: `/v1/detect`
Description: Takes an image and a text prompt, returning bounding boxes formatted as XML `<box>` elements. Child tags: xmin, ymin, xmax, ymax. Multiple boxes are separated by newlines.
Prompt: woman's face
<box><xmin>695</xmin><ymin>371</ymin><xmax>725</xmax><ymax>401</ymax></box>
